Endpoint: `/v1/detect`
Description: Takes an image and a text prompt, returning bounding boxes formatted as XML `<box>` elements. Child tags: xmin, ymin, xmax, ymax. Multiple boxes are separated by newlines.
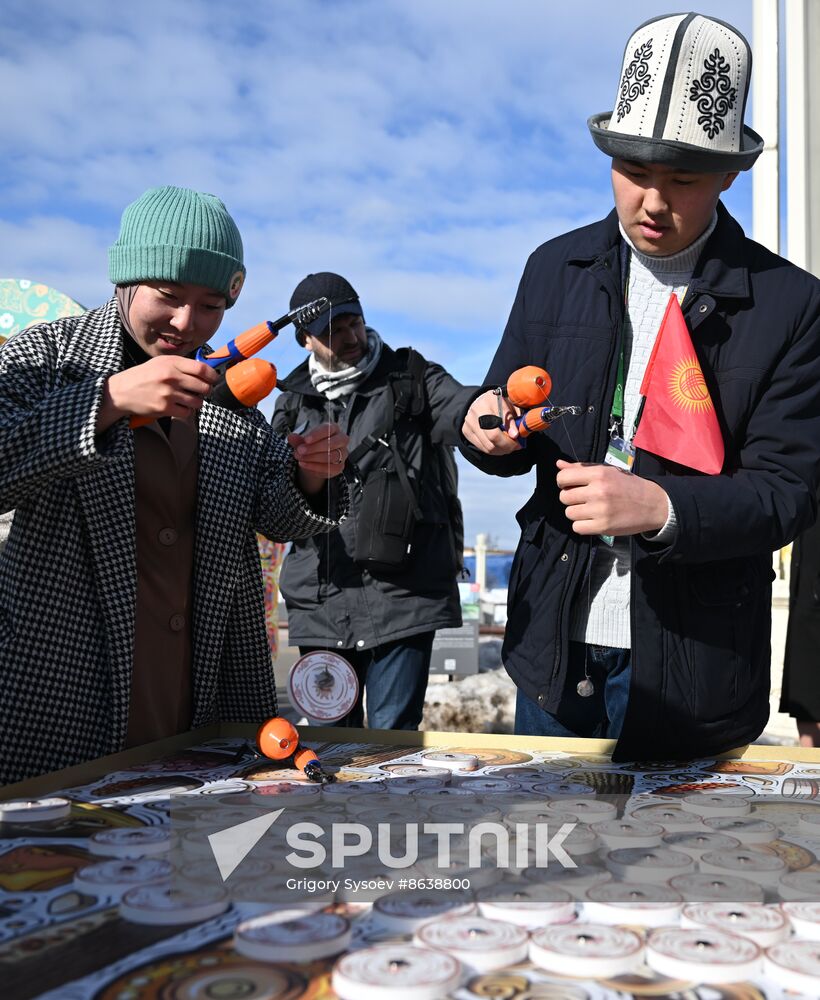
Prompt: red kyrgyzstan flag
<box><xmin>632</xmin><ymin>293</ymin><xmax>724</xmax><ymax>475</ymax></box>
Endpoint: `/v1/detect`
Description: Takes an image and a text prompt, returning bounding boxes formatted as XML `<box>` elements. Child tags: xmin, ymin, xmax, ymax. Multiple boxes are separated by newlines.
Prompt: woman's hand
<box><xmin>97</xmin><ymin>357</ymin><xmax>218</xmax><ymax>433</ymax></box>
<box><xmin>288</xmin><ymin>423</ymin><xmax>350</xmax><ymax>495</ymax></box>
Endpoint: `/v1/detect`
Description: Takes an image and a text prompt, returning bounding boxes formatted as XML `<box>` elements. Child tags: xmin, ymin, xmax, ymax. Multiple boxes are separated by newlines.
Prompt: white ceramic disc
<box><xmin>321</xmin><ymin>779</ymin><xmax>384</xmax><ymax>796</ymax></box>
<box><xmin>544</xmin><ymin>798</ymin><xmax>616</xmax><ymax>823</ymax></box>
<box><xmin>669</xmin><ymin>873</ymin><xmax>765</xmax><ymax>903</ymax></box>
<box><xmin>234</xmin><ymin>911</ymin><xmax>351</xmax><ymax>962</ymax></box>
<box><xmin>428</xmin><ymin>802</ymin><xmax>501</xmax><ymax>823</ymax></box>
<box><xmin>386</xmin><ymin>776</ymin><xmax>448</xmax><ymax>795</ymax></box>
<box><xmin>89</xmin><ymin>828</ymin><xmax>176</xmax><ymax>858</ymax></box>
<box><xmin>455</xmin><ymin>778</ymin><xmax>520</xmax><ymax>795</ymax></box>
<box><xmin>529</xmin><ymin>923</ymin><xmax>644</xmax><ymax>978</ymax></box>
<box><xmin>0</xmin><ymin>797</ymin><xmax>71</xmax><ymax>823</ymax></box>
<box><xmin>177</xmin><ymin>857</ymin><xmax>271</xmax><ymax>885</ymax></box>
<box><xmin>524</xmin><ymin>862</ymin><xmax>612</xmax><ymax>899</ymax></box>
<box><xmin>420</xmin><ymin>751</ymin><xmax>480</xmax><ymax>772</ymax></box>
<box><xmin>781</xmin><ymin>901</ymin><xmax>820</xmax><ymax>940</ymax></box>
<box><xmin>550</xmin><ymin>824</ymin><xmax>600</xmax><ymax>858</ymax></box>
<box><xmin>373</xmin><ymin>888</ymin><xmax>474</xmax><ymax>932</ymax></box>
<box><xmin>702</xmin><ymin>815</ymin><xmax>779</xmax><ymax>843</ymax></box>
<box><xmin>73</xmin><ymin>858</ymin><xmax>173</xmax><ymax>896</ymax></box>
<box><xmin>681</xmin><ymin>902</ymin><xmax>790</xmax><ymax>947</ymax></box>
<box><xmin>332</xmin><ymin>944</ymin><xmax>462</xmax><ymax>1000</ymax></box>
<box><xmin>489</xmin><ymin>766</ymin><xmax>549</xmax><ymax>782</ymax></box>
<box><xmin>342</xmin><ymin>792</ymin><xmax>396</xmax><ymax>811</ymax></box>
<box><xmin>414</xmin><ymin>856</ymin><xmax>499</xmax><ymax>891</ymax></box>
<box><xmin>646</xmin><ymin>926</ymin><xmax>761</xmax><ymax>983</ymax></box>
<box><xmin>583</xmin><ymin>882</ymin><xmax>682</xmax><ymax>927</ymax></box>
<box><xmin>119</xmin><ymin>883</ymin><xmax>230</xmax><ymax>925</ymax></box>
<box><xmin>778</xmin><ymin>870</ymin><xmax>820</xmax><ymax>901</ymax></box>
<box><xmin>681</xmin><ymin>793</ymin><xmax>751</xmax><ymax>819</ymax></box>
<box><xmin>409</xmin><ymin>787</ymin><xmax>477</xmax><ymax>805</ymax></box>
<box><xmin>415</xmin><ymin>916</ymin><xmax>528</xmax><ymax>973</ymax></box>
<box><xmin>381</xmin><ymin>765</ymin><xmax>451</xmax><ymax>781</ymax></box>
<box><xmin>661</xmin><ymin>831</ymin><xmax>740</xmax><ymax>859</ymax></box>
<box><xmin>797</xmin><ymin>809</ymin><xmax>820</xmax><ymax>835</ymax></box>
<box><xmin>629</xmin><ymin>804</ymin><xmax>706</xmax><ymax>832</ymax></box>
<box><xmin>213</xmin><ymin>874</ymin><xmax>333</xmax><ymax>911</ymax></box>
<box><xmin>288</xmin><ymin>650</ymin><xmax>359</xmax><ymax>722</ymax></box>
<box><xmin>476</xmin><ymin>881</ymin><xmax>575</xmax><ymax>926</ymax></box>
<box><xmin>531</xmin><ymin>781</ymin><xmax>596</xmax><ymax>798</ymax></box>
<box><xmin>504</xmin><ymin>808</ymin><xmax>561</xmax><ymax>828</ymax></box>
<box><xmin>591</xmin><ymin>819</ymin><xmax>664</xmax><ymax>849</ymax></box>
<box><xmin>698</xmin><ymin>848</ymin><xmax>786</xmax><ymax>886</ymax></box>
<box><xmin>604</xmin><ymin>846</ymin><xmax>695</xmax><ymax>882</ymax></box>
<box><xmin>764</xmin><ymin>940</ymin><xmax>820</xmax><ymax>994</ymax></box>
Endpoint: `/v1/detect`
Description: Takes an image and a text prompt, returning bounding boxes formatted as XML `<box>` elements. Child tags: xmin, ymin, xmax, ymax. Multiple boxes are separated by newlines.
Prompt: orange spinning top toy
<box><xmin>256</xmin><ymin>717</ymin><xmax>336</xmax><ymax>784</ymax></box>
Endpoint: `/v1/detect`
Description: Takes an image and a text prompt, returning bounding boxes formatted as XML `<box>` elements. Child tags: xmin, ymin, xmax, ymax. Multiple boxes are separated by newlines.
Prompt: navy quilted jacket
<box><xmin>461</xmin><ymin>203</ymin><xmax>820</xmax><ymax>761</ymax></box>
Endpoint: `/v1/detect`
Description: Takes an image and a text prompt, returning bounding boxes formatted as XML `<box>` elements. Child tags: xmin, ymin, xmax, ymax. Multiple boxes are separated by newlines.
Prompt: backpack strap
<box><xmin>348</xmin><ymin>348</ymin><xmax>428</xmax><ymax>466</ymax></box>
<box><xmin>277</xmin><ymin>388</ymin><xmax>303</xmax><ymax>430</ymax></box>
<box><xmin>394</xmin><ymin>347</ymin><xmax>427</xmax><ymax>418</ymax></box>
<box><xmin>347</xmin><ymin>347</ymin><xmax>429</xmax><ymax>521</ymax></box>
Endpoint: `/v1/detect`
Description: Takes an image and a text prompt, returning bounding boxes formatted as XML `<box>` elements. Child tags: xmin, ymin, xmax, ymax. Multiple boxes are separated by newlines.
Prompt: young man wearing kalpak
<box><xmin>462</xmin><ymin>13</ymin><xmax>820</xmax><ymax>760</ymax></box>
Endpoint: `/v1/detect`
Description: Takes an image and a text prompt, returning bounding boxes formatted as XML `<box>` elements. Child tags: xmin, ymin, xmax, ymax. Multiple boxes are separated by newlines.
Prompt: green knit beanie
<box><xmin>108</xmin><ymin>185</ymin><xmax>246</xmax><ymax>307</ymax></box>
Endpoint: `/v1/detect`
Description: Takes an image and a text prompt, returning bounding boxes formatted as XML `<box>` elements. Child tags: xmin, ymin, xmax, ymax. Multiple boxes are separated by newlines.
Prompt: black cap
<box><xmin>290</xmin><ymin>272</ymin><xmax>363</xmax><ymax>341</ymax></box>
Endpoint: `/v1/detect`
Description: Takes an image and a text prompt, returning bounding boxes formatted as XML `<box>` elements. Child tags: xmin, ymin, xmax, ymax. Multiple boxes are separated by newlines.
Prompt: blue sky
<box><xmin>0</xmin><ymin>0</ymin><xmax>755</xmax><ymax>548</ymax></box>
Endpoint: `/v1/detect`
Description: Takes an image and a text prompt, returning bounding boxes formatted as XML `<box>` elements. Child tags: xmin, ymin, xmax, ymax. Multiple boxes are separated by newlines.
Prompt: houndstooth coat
<box><xmin>0</xmin><ymin>298</ymin><xmax>347</xmax><ymax>784</ymax></box>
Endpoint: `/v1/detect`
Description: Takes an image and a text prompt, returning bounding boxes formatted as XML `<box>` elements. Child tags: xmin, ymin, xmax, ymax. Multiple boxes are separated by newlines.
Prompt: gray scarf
<box><xmin>309</xmin><ymin>327</ymin><xmax>383</xmax><ymax>401</ymax></box>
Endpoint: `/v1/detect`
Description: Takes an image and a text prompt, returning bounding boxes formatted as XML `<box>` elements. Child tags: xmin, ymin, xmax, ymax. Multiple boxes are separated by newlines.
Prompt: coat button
<box><xmin>560</xmin><ymin>553</ymin><xmax>569</xmax><ymax>562</ymax></box>
<box><xmin>699</xmin><ymin>303</ymin><xmax>709</xmax><ymax>313</ymax></box>
<box><xmin>158</xmin><ymin>527</ymin><xmax>178</xmax><ymax>546</ymax></box>
<box><xmin>336</xmin><ymin>640</ymin><xmax>344</xmax><ymax>648</ymax></box>
<box><xmin>537</xmin><ymin>693</ymin><xmax>545</xmax><ymax>705</ymax></box>
<box><xmin>356</xmin><ymin>640</ymin><xmax>365</xmax><ymax>648</ymax></box>
<box><xmin>169</xmin><ymin>614</ymin><xmax>185</xmax><ymax>632</ymax></box>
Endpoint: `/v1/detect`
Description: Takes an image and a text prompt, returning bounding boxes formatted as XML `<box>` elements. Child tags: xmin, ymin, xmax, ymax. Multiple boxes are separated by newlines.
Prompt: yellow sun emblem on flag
<box><xmin>668</xmin><ymin>356</ymin><xmax>713</xmax><ymax>412</ymax></box>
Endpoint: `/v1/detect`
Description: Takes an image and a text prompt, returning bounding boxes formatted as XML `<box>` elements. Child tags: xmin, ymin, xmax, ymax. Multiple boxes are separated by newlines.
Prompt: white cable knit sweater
<box><xmin>569</xmin><ymin>214</ymin><xmax>717</xmax><ymax>649</ymax></box>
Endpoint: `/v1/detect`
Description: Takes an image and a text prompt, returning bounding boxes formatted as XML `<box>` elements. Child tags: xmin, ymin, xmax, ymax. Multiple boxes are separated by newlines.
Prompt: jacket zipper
<box><xmin>552</xmin><ymin>253</ymin><xmax>624</xmax><ymax>685</ymax></box>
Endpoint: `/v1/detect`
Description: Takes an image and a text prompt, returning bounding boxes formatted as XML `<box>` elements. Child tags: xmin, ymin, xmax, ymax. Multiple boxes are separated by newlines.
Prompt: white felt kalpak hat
<box><xmin>588</xmin><ymin>12</ymin><xmax>764</xmax><ymax>172</ymax></box>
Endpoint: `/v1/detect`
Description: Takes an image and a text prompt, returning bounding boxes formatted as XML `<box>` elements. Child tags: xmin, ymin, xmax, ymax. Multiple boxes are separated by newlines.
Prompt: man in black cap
<box><xmin>272</xmin><ymin>272</ymin><xmax>476</xmax><ymax>730</ymax></box>
<box><xmin>461</xmin><ymin>12</ymin><xmax>820</xmax><ymax>761</ymax></box>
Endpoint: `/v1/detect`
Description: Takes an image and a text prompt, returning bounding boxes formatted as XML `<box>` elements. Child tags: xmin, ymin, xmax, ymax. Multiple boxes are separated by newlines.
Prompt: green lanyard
<box><xmin>609</xmin><ymin>269</ymin><xmax>689</xmax><ymax>441</ymax></box>
<box><xmin>609</xmin><ymin>261</ymin><xmax>629</xmax><ymax>436</ymax></box>
<box><xmin>611</xmin><ymin>345</ymin><xmax>625</xmax><ymax>432</ymax></box>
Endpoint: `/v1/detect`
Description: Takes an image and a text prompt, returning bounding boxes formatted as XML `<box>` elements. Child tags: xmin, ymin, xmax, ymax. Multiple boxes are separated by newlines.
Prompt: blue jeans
<box><xmin>515</xmin><ymin>642</ymin><xmax>631</xmax><ymax>739</ymax></box>
<box><xmin>300</xmin><ymin>631</ymin><xmax>434</xmax><ymax>730</ymax></box>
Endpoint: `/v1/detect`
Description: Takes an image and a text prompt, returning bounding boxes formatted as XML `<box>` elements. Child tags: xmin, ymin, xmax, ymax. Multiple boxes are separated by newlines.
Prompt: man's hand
<box><xmin>97</xmin><ymin>357</ymin><xmax>219</xmax><ymax>433</ymax></box>
<box><xmin>288</xmin><ymin>423</ymin><xmax>350</xmax><ymax>496</ymax></box>
<box><xmin>556</xmin><ymin>459</ymin><xmax>669</xmax><ymax>536</ymax></box>
<box><xmin>461</xmin><ymin>388</ymin><xmax>522</xmax><ymax>455</ymax></box>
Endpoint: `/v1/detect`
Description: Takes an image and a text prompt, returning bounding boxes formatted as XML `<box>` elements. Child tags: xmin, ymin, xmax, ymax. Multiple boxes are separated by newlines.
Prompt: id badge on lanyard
<box><xmin>599</xmin><ymin>434</ymin><xmax>635</xmax><ymax>547</ymax></box>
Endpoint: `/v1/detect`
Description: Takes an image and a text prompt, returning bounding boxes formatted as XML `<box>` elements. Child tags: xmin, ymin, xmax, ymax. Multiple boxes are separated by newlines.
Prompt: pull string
<box><xmin>541</xmin><ymin>386</ymin><xmax>591</xmax><ymax>696</ymax></box>
<box><xmin>543</xmin><ymin>389</ymin><xmax>582</xmax><ymax>463</ymax></box>
<box><xmin>321</xmin><ymin>302</ymin><xmax>334</xmax><ymax>687</ymax></box>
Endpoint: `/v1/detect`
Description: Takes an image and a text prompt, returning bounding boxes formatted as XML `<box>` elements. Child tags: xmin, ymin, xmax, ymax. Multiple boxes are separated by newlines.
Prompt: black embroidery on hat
<box><xmin>617</xmin><ymin>40</ymin><xmax>654</xmax><ymax>122</ymax></box>
<box><xmin>689</xmin><ymin>49</ymin><xmax>737</xmax><ymax>139</ymax></box>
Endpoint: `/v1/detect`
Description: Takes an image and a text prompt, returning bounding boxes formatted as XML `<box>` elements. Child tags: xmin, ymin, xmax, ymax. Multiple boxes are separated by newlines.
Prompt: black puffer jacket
<box><xmin>272</xmin><ymin>339</ymin><xmax>476</xmax><ymax>650</ymax></box>
<box><xmin>461</xmin><ymin>204</ymin><xmax>820</xmax><ymax>761</ymax></box>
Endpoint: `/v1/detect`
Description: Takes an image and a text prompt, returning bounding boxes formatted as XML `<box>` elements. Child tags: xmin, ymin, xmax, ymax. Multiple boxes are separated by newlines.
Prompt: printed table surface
<box><xmin>2</xmin><ymin>725</ymin><xmax>820</xmax><ymax>1000</ymax></box>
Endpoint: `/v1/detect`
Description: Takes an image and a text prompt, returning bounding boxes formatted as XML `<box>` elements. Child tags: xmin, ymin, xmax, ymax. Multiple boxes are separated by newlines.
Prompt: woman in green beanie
<box><xmin>0</xmin><ymin>185</ymin><xmax>349</xmax><ymax>784</ymax></box>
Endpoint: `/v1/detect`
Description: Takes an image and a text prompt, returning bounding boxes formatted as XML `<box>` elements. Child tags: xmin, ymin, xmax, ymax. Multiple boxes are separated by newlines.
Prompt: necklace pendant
<box><xmin>576</xmin><ymin>678</ymin><xmax>595</xmax><ymax>698</ymax></box>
